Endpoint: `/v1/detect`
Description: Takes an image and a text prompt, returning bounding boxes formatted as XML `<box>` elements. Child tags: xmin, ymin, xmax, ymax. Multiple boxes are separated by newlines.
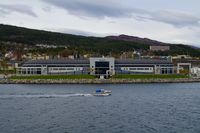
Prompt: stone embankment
<box><xmin>0</xmin><ymin>78</ymin><xmax>200</xmax><ymax>84</ymax></box>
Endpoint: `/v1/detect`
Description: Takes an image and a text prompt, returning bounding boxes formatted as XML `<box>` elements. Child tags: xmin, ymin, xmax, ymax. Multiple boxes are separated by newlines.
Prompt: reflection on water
<box><xmin>0</xmin><ymin>83</ymin><xmax>200</xmax><ymax>133</ymax></box>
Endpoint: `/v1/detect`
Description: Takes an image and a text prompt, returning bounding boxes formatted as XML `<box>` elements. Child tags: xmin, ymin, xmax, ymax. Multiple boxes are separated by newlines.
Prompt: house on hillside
<box><xmin>150</xmin><ymin>46</ymin><xmax>170</xmax><ymax>51</ymax></box>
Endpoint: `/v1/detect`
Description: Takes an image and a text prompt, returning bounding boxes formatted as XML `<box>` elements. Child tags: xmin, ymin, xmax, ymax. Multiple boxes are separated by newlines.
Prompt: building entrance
<box><xmin>95</xmin><ymin>61</ymin><xmax>109</xmax><ymax>75</ymax></box>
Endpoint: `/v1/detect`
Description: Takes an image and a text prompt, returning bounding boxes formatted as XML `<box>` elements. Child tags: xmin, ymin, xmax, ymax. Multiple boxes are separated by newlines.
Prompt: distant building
<box><xmin>150</xmin><ymin>46</ymin><xmax>170</xmax><ymax>51</ymax></box>
<box><xmin>17</xmin><ymin>57</ymin><xmax>174</xmax><ymax>77</ymax></box>
<box><xmin>120</xmin><ymin>52</ymin><xmax>134</xmax><ymax>59</ymax></box>
<box><xmin>5</xmin><ymin>51</ymin><xmax>14</xmax><ymax>58</ymax></box>
<box><xmin>141</xmin><ymin>56</ymin><xmax>171</xmax><ymax>61</ymax></box>
<box><xmin>68</xmin><ymin>55</ymin><xmax>74</xmax><ymax>59</ymax></box>
<box><xmin>32</xmin><ymin>54</ymin><xmax>49</xmax><ymax>60</ymax></box>
<box><xmin>172</xmin><ymin>55</ymin><xmax>192</xmax><ymax>59</ymax></box>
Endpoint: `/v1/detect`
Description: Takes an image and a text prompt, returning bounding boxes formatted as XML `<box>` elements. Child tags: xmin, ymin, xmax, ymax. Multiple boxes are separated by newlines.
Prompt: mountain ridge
<box><xmin>0</xmin><ymin>24</ymin><xmax>200</xmax><ymax>56</ymax></box>
<box><xmin>105</xmin><ymin>34</ymin><xmax>168</xmax><ymax>46</ymax></box>
<box><xmin>0</xmin><ymin>24</ymin><xmax>185</xmax><ymax>46</ymax></box>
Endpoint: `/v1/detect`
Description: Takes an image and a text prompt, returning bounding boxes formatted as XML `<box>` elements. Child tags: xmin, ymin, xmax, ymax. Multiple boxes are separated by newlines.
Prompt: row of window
<box><xmin>122</xmin><ymin>67</ymin><xmax>154</xmax><ymax>71</ymax></box>
<box><xmin>21</xmin><ymin>68</ymin><xmax>41</xmax><ymax>71</ymax></box>
<box><xmin>130</xmin><ymin>68</ymin><xmax>153</xmax><ymax>70</ymax></box>
<box><xmin>49</xmin><ymin>67</ymin><xmax>83</xmax><ymax>71</ymax></box>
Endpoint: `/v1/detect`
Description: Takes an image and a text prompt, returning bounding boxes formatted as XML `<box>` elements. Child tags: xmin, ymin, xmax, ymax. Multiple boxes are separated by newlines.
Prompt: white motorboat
<box><xmin>93</xmin><ymin>89</ymin><xmax>112</xmax><ymax>96</ymax></box>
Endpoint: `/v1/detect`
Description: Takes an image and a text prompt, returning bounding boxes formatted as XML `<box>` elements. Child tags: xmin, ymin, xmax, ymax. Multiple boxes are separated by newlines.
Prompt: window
<box><xmin>129</xmin><ymin>68</ymin><xmax>136</xmax><ymax>70</ymax></box>
<box><xmin>67</xmin><ymin>68</ymin><xmax>74</xmax><ymax>70</ymax></box>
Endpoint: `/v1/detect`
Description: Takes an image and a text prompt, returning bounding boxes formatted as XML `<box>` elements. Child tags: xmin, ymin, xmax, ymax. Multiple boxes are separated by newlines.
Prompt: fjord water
<box><xmin>0</xmin><ymin>83</ymin><xmax>200</xmax><ymax>133</ymax></box>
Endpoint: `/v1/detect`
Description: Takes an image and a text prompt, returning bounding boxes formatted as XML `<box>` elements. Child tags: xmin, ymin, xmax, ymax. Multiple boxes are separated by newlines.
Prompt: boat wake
<box><xmin>0</xmin><ymin>93</ymin><xmax>93</xmax><ymax>99</ymax></box>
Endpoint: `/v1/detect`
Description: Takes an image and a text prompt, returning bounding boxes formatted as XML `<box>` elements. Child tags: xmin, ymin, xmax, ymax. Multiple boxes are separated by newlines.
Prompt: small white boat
<box><xmin>93</xmin><ymin>93</ymin><xmax>111</xmax><ymax>96</ymax></box>
<box><xmin>93</xmin><ymin>89</ymin><xmax>111</xmax><ymax>97</ymax></box>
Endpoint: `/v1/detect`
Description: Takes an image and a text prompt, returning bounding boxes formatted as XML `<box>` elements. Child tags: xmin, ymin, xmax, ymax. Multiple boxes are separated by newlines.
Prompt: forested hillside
<box><xmin>0</xmin><ymin>24</ymin><xmax>199</xmax><ymax>56</ymax></box>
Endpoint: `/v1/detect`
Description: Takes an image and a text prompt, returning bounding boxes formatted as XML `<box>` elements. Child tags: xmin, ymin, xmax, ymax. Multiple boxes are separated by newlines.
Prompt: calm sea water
<box><xmin>0</xmin><ymin>83</ymin><xmax>200</xmax><ymax>133</ymax></box>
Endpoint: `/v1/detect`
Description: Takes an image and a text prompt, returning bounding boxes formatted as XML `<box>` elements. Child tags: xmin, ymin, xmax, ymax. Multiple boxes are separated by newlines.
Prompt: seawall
<box><xmin>0</xmin><ymin>78</ymin><xmax>200</xmax><ymax>84</ymax></box>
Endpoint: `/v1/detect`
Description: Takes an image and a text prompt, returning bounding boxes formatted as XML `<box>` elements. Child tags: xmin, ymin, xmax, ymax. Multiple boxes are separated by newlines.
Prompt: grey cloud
<box><xmin>42</xmin><ymin>0</ymin><xmax>131</xmax><ymax>18</ymax></box>
<box><xmin>0</xmin><ymin>4</ymin><xmax>37</xmax><ymax>17</ymax></box>
<box><xmin>0</xmin><ymin>8</ymin><xmax>10</xmax><ymax>17</ymax></box>
<box><xmin>0</xmin><ymin>8</ymin><xmax>9</xmax><ymax>14</ymax></box>
<box><xmin>149</xmin><ymin>10</ymin><xmax>200</xmax><ymax>27</ymax></box>
<box><xmin>132</xmin><ymin>10</ymin><xmax>200</xmax><ymax>27</ymax></box>
<box><xmin>42</xmin><ymin>0</ymin><xmax>200</xmax><ymax>27</ymax></box>
<box><xmin>42</xmin><ymin>6</ymin><xmax>52</xmax><ymax>12</ymax></box>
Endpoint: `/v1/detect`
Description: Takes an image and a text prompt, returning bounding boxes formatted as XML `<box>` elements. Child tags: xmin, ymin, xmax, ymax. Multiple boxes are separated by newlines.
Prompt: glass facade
<box><xmin>95</xmin><ymin>61</ymin><xmax>109</xmax><ymax>75</ymax></box>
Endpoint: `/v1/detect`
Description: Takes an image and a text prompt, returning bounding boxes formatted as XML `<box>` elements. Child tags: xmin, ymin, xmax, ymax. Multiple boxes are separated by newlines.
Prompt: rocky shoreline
<box><xmin>0</xmin><ymin>78</ymin><xmax>200</xmax><ymax>84</ymax></box>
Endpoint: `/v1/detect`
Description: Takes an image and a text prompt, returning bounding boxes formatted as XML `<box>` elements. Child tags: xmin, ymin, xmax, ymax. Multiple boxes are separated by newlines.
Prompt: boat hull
<box><xmin>93</xmin><ymin>93</ymin><xmax>111</xmax><ymax>97</ymax></box>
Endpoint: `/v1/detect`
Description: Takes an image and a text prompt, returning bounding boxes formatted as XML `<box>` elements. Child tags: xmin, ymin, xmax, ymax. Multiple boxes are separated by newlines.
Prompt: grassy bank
<box><xmin>10</xmin><ymin>75</ymin><xmax>96</xmax><ymax>80</ymax></box>
<box><xmin>112</xmin><ymin>74</ymin><xmax>189</xmax><ymax>79</ymax></box>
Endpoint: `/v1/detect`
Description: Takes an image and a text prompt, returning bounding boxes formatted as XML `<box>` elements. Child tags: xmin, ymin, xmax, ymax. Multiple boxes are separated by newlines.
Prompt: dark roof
<box><xmin>115</xmin><ymin>59</ymin><xmax>172</xmax><ymax>64</ymax></box>
<box><xmin>23</xmin><ymin>59</ymin><xmax>90</xmax><ymax>65</ymax></box>
<box><xmin>22</xmin><ymin>58</ymin><xmax>172</xmax><ymax>66</ymax></box>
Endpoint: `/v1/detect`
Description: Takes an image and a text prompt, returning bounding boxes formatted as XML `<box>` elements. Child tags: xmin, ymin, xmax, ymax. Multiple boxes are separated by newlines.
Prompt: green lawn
<box><xmin>112</xmin><ymin>74</ymin><xmax>189</xmax><ymax>79</ymax></box>
<box><xmin>10</xmin><ymin>75</ymin><xmax>96</xmax><ymax>80</ymax></box>
<box><xmin>10</xmin><ymin>74</ymin><xmax>189</xmax><ymax>80</ymax></box>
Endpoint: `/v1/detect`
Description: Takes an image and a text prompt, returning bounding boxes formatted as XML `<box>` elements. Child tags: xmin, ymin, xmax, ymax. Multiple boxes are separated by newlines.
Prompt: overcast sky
<box><xmin>0</xmin><ymin>0</ymin><xmax>200</xmax><ymax>46</ymax></box>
